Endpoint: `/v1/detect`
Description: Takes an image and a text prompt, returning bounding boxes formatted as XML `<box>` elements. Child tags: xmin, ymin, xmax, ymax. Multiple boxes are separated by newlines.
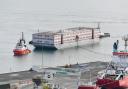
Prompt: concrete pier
<box><xmin>0</xmin><ymin>61</ymin><xmax>108</xmax><ymax>89</ymax></box>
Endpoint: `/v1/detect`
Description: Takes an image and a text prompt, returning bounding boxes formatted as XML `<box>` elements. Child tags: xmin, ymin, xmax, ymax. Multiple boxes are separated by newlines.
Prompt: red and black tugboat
<box><xmin>13</xmin><ymin>32</ymin><xmax>31</xmax><ymax>56</ymax></box>
<box><xmin>78</xmin><ymin>35</ymin><xmax>128</xmax><ymax>89</ymax></box>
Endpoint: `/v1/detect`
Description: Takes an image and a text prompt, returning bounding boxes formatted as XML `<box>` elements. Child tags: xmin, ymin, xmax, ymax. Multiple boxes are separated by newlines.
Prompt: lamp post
<box><xmin>41</xmin><ymin>30</ymin><xmax>43</xmax><ymax>69</ymax></box>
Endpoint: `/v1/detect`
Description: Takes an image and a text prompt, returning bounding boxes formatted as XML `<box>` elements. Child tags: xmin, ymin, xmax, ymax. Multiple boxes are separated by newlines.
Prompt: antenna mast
<box><xmin>122</xmin><ymin>35</ymin><xmax>128</xmax><ymax>51</ymax></box>
<box><xmin>97</xmin><ymin>22</ymin><xmax>100</xmax><ymax>29</ymax></box>
<box><xmin>97</xmin><ymin>22</ymin><xmax>101</xmax><ymax>33</ymax></box>
<box><xmin>21</xmin><ymin>32</ymin><xmax>24</xmax><ymax>40</ymax></box>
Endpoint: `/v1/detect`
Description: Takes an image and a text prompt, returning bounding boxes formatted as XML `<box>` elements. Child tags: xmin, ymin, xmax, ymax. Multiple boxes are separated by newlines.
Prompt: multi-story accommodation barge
<box><xmin>31</xmin><ymin>27</ymin><xmax>100</xmax><ymax>49</ymax></box>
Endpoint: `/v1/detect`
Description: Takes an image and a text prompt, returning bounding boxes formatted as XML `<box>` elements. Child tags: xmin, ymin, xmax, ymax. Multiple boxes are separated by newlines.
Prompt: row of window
<box><xmin>33</xmin><ymin>37</ymin><xmax>54</xmax><ymax>40</ymax></box>
<box><xmin>36</xmin><ymin>40</ymin><xmax>54</xmax><ymax>43</ymax></box>
<box><xmin>34</xmin><ymin>42</ymin><xmax>54</xmax><ymax>46</ymax></box>
<box><xmin>63</xmin><ymin>33</ymin><xmax>92</xmax><ymax>36</ymax></box>
<box><xmin>33</xmin><ymin>35</ymin><xmax>53</xmax><ymax>38</ymax></box>
<box><xmin>54</xmin><ymin>35</ymin><xmax>96</xmax><ymax>41</ymax></box>
<box><xmin>63</xmin><ymin>31</ymin><xmax>93</xmax><ymax>35</ymax></box>
<box><xmin>63</xmin><ymin>33</ymin><xmax>98</xmax><ymax>37</ymax></box>
<box><xmin>53</xmin><ymin>37</ymin><xmax>99</xmax><ymax>45</ymax></box>
<box><xmin>54</xmin><ymin>36</ymin><xmax>95</xmax><ymax>42</ymax></box>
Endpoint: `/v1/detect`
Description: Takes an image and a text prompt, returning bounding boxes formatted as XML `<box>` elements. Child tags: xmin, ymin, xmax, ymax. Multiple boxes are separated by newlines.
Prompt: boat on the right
<box><xmin>78</xmin><ymin>35</ymin><xmax>128</xmax><ymax>89</ymax></box>
<box><xmin>113</xmin><ymin>35</ymin><xmax>128</xmax><ymax>56</ymax></box>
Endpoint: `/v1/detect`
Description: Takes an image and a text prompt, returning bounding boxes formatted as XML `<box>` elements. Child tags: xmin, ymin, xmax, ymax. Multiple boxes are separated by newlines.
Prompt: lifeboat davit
<box><xmin>13</xmin><ymin>32</ymin><xmax>31</xmax><ymax>56</ymax></box>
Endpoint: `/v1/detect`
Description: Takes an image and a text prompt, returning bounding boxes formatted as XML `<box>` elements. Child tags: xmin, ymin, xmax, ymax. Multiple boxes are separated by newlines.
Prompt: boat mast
<box><xmin>41</xmin><ymin>29</ymin><xmax>43</xmax><ymax>68</ymax></box>
<box><xmin>97</xmin><ymin>22</ymin><xmax>100</xmax><ymax>30</ymax></box>
<box><xmin>38</xmin><ymin>28</ymin><xmax>40</xmax><ymax>33</ymax></box>
<box><xmin>20</xmin><ymin>32</ymin><xmax>25</xmax><ymax>44</ymax></box>
<box><xmin>21</xmin><ymin>32</ymin><xmax>24</xmax><ymax>40</ymax></box>
<box><xmin>42</xmin><ymin>45</ymin><xmax>43</xmax><ymax>69</ymax></box>
<box><xmin>122</xmin><ymin>35</ymin><xmax>128</xmax><ymax>51</ymax></box>
<box><xmin>75</xmin><ymin>35</ymin><xmax>79</xmax><ymax>47</ymax></box>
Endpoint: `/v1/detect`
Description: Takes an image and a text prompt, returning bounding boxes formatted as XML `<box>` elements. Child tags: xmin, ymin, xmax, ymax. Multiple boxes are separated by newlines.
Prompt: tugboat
<box><xmin>78</xmin><ymin>35</ymin><xmax>128</xmax><ymax>89</ymax></box>
<box><xmin>13</xmin><ymin>32</ymin><xmax>31</xmax><ymax>56</ymax></box>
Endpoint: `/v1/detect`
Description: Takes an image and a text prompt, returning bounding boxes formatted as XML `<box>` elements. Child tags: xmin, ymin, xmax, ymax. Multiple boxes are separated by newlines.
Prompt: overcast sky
<box><xmin>0</xmin><ymin>0</ymin><xmax>127</xmax><ymax>14</ymax></box>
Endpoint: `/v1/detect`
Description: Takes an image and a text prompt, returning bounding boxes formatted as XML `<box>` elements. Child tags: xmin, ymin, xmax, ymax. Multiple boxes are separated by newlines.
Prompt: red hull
<box><xmin>78</xmin><ymin>85</ymin><xmax>99</xmax><ymax>89</ymax></box>
<box><xmin>79</xmin><ymin>76</ymin><xmax>128</xmax><ymax>89</ymax></box>
<box><xmin>113</xmin><ymin>52</ymin><xmax>128</xmax><ymax>56</ymax></box>
<box><xmin>96</xmin><ymin>76</ymin><xmax>128</xmax><ymax>89</ymax></box>
<box><xmin>13</xmin><ymin>49</ymin><xmax>31</xmax><ymax>56</ymax></box>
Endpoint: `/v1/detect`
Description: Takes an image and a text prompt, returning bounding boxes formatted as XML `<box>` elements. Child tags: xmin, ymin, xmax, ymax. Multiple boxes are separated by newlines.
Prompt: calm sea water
<box><xmin>0</xmin><ymin>0</ymin><xmax>128</xmax><ymax>73</ymax></box>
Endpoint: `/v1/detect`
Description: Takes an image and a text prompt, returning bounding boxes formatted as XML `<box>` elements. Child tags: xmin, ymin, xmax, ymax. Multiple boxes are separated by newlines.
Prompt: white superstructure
<box><xmin>32</xmin><ymin>27</ymin><xmax>100</xmax><ymax>49</ymax></box>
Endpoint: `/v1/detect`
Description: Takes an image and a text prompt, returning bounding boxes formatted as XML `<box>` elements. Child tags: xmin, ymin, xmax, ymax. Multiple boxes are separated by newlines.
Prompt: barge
<box><xmin>31</xmin><ymin>26</ymin><xmax>100</xmax><ymax>49</ymax></box>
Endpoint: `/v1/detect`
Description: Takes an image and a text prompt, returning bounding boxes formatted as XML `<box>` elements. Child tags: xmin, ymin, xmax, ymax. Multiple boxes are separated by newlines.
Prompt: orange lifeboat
<box><xmin>13</xmin><ymin>32</ymin><xmax>31</xmax><ymax>56</ymax></box>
